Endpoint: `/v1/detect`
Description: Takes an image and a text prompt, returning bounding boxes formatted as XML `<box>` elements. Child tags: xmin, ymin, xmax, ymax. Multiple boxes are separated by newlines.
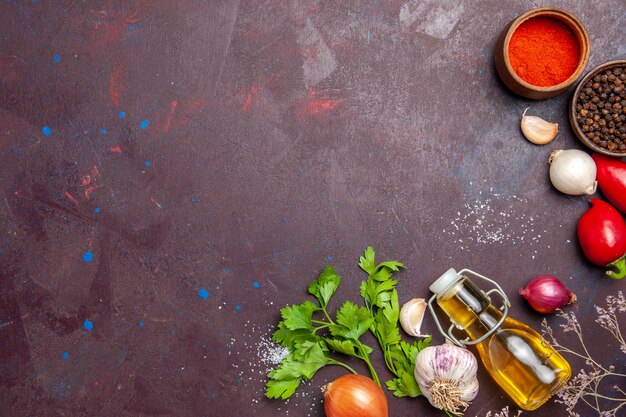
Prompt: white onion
<box><xmin>548</xmin><ymin>149</ymin><xmax>597</xmax><ymax>195</ymax></box>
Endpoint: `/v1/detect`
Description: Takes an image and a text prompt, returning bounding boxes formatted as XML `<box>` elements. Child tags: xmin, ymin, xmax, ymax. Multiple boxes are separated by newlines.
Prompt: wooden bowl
<box><xmin>495</xmin><ymin>7</ymin><xmax>590</xmax><ymax>100</ymax></box>
<box><xmin>570</xmin><ymin>60</ymin><xmax>626</xmax><ymax>157</ymax></box>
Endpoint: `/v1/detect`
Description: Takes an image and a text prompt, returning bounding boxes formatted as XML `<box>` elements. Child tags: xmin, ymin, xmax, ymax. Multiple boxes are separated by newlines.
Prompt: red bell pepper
<box><xmin>577</xmin><ymin>199</ymin><xmax>626</xmax><ymax>279</ymax></box>
<box><xmin>592</xmin><ymin>153</ymin><xmax>626</xmax><ymax>215</ymax></box>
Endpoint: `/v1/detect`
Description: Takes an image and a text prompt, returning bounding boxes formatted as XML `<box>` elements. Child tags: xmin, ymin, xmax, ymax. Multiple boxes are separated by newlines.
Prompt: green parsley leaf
<box><xmin>266</xmin><ymin>377</ymin><xmax>301</xmax><ymax>399</ymax></box>
<box><xmin>382</xmin><ymin>288</ymin><xmax>400</xmax><ymax>323</ymax></box>
<box><xmin>357</xmin><ymin>246</ymin><xmax>430</xmax><ymax>399</ymax></box>
<box><xmin>281</xmin><ymin>301</ymin><xmax>317</xmax><ymax>331</ymax></box>
<box><xmin>332</xmin><ymin>301</ymin><xmax>375</xmax><ymax>340</ymax></box>
<box><xmin>358</xmin><ymin>246</ymin><xmax>376</xmax><ymax>275</ymax></box>
<box><xmin>378</xmin><ymin>260</ymin><xmax>405</xmax><ymax>271</ymax></box>
<box><xmin>374</xmin><ymin>309</ymin><xmax>402</xmax><ymax>347</ymax></box>
<box><xmin>272</xmin><ymin>322</ymin><xmax>316</xmax><ymax>350</ymax></box>
<box><xmin>268</xmin><ymin>356</ymin><xmax>304</xmax><ymax>380</ymax></box>
<box><xmin>297</xmin><ymin>341</ymin><xmax>331</xmax><ymax>379</ymax></box>
<box><xmin>386</xmin><ymin>369</ymin><xmax>421</xmax><ymax>398</ymax></box>
<box><xmin>325</xmin><ymin>338</ymin><xmax>358</xmax><ymax>356</ymax></box>
<box><xmin>308</xmin><ymin>265</ymin><xmax>341</xmax><ymax>308</ymax></box>
<box><xmin>325</xmin><ymin>338</ymin><xmax>374</xmax><ymax>357</ymax></box>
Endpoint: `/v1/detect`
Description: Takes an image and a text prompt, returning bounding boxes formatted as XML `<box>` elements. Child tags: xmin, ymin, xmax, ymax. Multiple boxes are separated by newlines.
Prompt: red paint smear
<box><xmin>242</xmin><ymin>94</ymin><xmax>253</xmax><ymax>112</ymax></box>
<box><xmin>153</xmin><ymin>97</ymin><xmax>207</xmax><ymax>134</ymax></box>
<box><xmin>81</xmin><ymin>166</ymin><xmax>101</xmax><ymax>198</ymax></box>
<box><xmin>91</xmin><ymin>9</ymin><xmax>140</xmax><ymax>49</ymax></box>
<box><xmin>81</xmin><ymin>166</ymin><xmax>100</xmax><ymax>186</ymax></box>
<box><xmin>109</xmin><ymin>145</ymin><xmax>123</xmax><ymax>154</ymax></box>
<box><xmin>184</xmin><ymin>99</ymin><xmax>206</xmax><ymax>114</ymax></box>
<box><xmin>242</xmin><ymin>84</ymin><xmax>260</xmax><ymax>112</ymax></box>
<box><xmin>84</xmin><ymin>184</ymin><xmax>101</xmax><ymax>199</ymax></box>
<box><xmin>108</xmin><ymin>63</ymin><xmax>123</xmax><ymax>108</ymax></box>
<box><xmin>162</xmin><ymin>100</ymin><xmax>178</xmax><ymax>134</ymax></box>
<box><xmin>299</xmin><ymin>98</ymin><xmax>342</xmax><ymax>116</ymax></box>
<box><xmin>65</xmin><ymin>192</ymin><xmax>79</xmax><ymax>206</ymax></box>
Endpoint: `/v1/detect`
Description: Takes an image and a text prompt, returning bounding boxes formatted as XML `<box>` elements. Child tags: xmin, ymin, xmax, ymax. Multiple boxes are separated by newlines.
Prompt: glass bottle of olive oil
<box><xmin>428</xmin><ymin>268</ymin><xmax>571</xmax><ymax>411</ymax></box>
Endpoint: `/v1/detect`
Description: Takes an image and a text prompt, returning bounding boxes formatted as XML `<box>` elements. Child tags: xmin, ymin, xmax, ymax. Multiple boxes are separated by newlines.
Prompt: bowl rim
<box><xmin>569</xmin><ymin>59</ymin><xmax>626</xmax><ymax>157</ymax></box>
<box><xmin>502</xmin><ymin>7</ymin><xmax>590</xmax><ymax>92</ymax></box>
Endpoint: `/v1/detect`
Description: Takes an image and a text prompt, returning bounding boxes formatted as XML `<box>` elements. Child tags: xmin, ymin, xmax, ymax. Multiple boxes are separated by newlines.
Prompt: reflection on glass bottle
<box><xmin>429</xmin><ymin>269</ymin><xmax>571</xmax><ymax>411</ymax></box>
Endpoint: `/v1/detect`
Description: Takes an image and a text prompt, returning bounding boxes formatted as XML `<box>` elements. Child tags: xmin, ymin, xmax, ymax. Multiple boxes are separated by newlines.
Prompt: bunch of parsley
<box><xmin>266</xmin><ymin>246</ymin><xmax>431</xmax><ymax>400</ymax></box>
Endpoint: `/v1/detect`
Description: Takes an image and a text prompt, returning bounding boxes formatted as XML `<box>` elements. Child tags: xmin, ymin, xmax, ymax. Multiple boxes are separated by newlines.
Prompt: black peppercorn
<box><xmin>575</xmin><ymin>65</ymin><xmax>626</xmax><ymax>153</ymax></box>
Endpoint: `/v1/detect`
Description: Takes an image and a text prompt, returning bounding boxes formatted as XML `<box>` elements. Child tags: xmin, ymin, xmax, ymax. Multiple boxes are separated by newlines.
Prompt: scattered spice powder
<box><xmin>508</xmin><ymin>16</ymin><xmax>580</xmax><ymax>87</ymax></box>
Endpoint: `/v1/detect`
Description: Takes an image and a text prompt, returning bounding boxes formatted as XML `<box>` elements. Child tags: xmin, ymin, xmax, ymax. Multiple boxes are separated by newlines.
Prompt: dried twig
<box><xmin>475</xmin><ymin>406</ymin><xmax>522</xmax><ymax>417</ymax></box>
<box><xmin>541</xmin><ymin>291</ymin><xmax>626</xmax><ymax>417</ymax></box>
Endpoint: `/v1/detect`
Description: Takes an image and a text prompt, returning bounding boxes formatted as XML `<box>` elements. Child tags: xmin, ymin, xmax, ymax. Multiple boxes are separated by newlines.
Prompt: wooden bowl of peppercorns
<box><xmin>570</xmin><ymin>60</ymin><xmax>626</xmax><ymax>156</ymax></box>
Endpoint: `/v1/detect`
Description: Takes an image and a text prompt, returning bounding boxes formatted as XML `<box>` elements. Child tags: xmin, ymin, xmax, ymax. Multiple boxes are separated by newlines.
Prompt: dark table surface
<box><xmin>1</xmin><ymin>1</ymin><xmax>625</xmax><ymax>416</ymax></box>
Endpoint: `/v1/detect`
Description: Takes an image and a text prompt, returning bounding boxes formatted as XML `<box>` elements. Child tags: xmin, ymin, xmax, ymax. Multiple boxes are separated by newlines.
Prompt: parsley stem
<box><xmin>356</xmin><ymin>340</ymin><xmax>381</xmax><ymax>387</ymax></box>
<box><xmin>327</xmin><ymin>359</ymin><xmax>358</xmax><ymax>375</ymax></box>
<box><xmin>321</xmin><ymin>307</ymin><xmax>336</xmax><ymax>325</ymax></box>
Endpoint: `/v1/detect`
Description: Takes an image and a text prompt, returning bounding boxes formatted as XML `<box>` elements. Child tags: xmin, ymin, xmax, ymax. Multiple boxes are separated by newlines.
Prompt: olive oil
<box><xmin>430</xmin><ymin>271</ymin><xmax>571</xmax><ymax>411</ymax></box>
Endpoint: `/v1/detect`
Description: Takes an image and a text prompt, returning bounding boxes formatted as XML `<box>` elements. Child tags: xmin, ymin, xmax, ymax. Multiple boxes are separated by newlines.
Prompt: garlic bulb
<box><xmin>549</xmin><ymin>149</ymin><xmax>597</xmax><ymax>195</ymax></box>
<box><xmin>399</xmin><ymin>298</ymin><xmax>429</xmax><ymax>337</ymax></box>
<box><xmin>414</xmin><ymin>343</ymin><xmax>479</xmax><ymax>414</ymax></box>
<box><xmin>521</xmin><ymin>108</ymin><xmax>559</xmax><ymax>145</ymax></box>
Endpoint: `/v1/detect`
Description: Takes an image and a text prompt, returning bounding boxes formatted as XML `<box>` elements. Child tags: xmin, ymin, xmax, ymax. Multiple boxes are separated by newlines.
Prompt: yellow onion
<box><xmin>323</xmin><ymin>374</ymin><xmax>388</xmax><ymax>417</ymax></box>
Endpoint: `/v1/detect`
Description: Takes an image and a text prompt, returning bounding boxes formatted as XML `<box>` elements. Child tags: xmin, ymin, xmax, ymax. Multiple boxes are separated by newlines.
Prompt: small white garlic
<box><xmin>414</xmin><ymin>343</ymin><xmax>479</xmax><ymax>414</ymax></box>
<box><xmin>520</xmin><ymin>108</ymin><xmax>559</xmax><ymax>145</ymax></box>
<box><xmin>549</xmin><ymin>149</ymin><xmax>597</xmax><ymax>195</ymax></box>
<box><xmin>399</xmin><ymin>298</ymin><xmax>429</xmax><ymax>337</ymax></box>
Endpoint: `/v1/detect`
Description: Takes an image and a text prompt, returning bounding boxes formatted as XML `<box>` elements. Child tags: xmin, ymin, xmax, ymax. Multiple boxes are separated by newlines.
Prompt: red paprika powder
<box><xmin>508</xmin><ymin>16</ymin><xmax>580</xmax><ymax>87</ymax></box>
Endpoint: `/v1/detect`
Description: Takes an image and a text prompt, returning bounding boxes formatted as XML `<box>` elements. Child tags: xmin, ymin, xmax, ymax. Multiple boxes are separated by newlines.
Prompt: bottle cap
<box><xmin>429</xmin><ymin>268</ymin><xmax>462</xmax><ymax>295</ymax></box>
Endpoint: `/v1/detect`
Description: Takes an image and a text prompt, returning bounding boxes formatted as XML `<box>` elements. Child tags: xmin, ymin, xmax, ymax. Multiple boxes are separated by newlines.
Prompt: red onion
<box><xmin>519</xmin><ymin>274</ymin><xmax>576</xmax><ymax>314</ymax></box>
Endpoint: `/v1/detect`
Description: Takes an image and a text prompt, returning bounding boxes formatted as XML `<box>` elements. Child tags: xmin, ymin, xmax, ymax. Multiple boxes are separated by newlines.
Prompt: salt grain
<box><xmin>442</xmin><ymin>193</ymin><xmax>546</xmax><ymax>253</ymax></box>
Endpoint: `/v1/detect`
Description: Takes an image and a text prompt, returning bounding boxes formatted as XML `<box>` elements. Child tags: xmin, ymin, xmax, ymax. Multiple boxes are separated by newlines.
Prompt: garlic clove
<box><xmin>521</xmin><ymin>108</ymin><xmax>559</xmax><ymax>145</ymax></box>
<box><xmin>399</xmin><ymin>298</ymin><xmax>429</xmax><ymax>338</ymax></box>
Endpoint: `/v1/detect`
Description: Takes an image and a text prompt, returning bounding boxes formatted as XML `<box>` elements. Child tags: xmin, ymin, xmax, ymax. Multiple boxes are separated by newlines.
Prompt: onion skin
<box><xmin>324</xmin><ymin>374</ymin><xmax>388</xmax><ymax>417</ymax></box>
<box><xmin>519</xmin><ymin>275</ymin><xmax>576</xmax><ymax>314</ymax></box>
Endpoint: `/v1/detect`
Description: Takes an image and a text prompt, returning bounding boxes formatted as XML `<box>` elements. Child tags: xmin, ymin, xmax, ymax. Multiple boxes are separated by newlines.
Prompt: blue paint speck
<box><xmin>118</xmin><ymin>111</ymin><xmax>126</xmax><ymax>119</ymax></box>
<box><xmin>144</xmin><ymin>161</ymin><xmax>151</xmax><ymax>167</ymax></box>
<box><xmin>253</xmin><ymin>281</ymin><xmax>260</xmax><ymax>289</ymax></box>
<box><xmin>100</xmin><ymin>128</ymin><xmax>107</xmax><ymax>134</ymax></box>
<box><xmin>126</xmin><ymin>21</ymin><xmax>141</xmax><ymax>32</ymax></box>
<box><xmin>61</xmin><ymin>352</ymin><xmax>69</xmax><ymax>359</ymax></box>
<box><xmin>53</xmin><ymin>54</ymin><xmax>60</xmax><ymax>63</ymax></box>
<box><xmin>94</xmin><ymin>207</ymin><xmax>101</xmax><ymax>214</ymax></box>
<box><xmin>140</xmin><ymin>119</ymin><xmax>149</xmax><ymax>129</ymax></box>
<box><xmin>82</xmin><ymin>250</ymin><xmax>94</xmax><ymax>263</ymax></box>
<box><xmin>83</xmin><ymin>320</ymin><xmax>93</xmax><ymax>330</ymax></box>
<box><xmin>367</xmin><ymin>31</ymin><xmax>371</xmax><ymax>43</ymax></box>
<box><xmin>452</xmin><ymin>151</ymin><xmax>458</xmax><ymax>158</ymax></box>
<box><xmin>139</xmin><ymin>321</ymin><xmax>145</xmax><ymax>327</ymax></box>
<box><xmin>225</xmin><ymin>267</ymin><xmax>231</xmax><ymax>273</ymax></box>
<box><xmin>327</xmin><ymin>256</ymin><xmax>333</xmax><ymax>261</ymax></box>
<box><xmin>198</xmin><ymin>288</ymin><xmax>209</xmax><ymax>299</ymax></box>
<box><xmin>42</xmin><ymin>126</ymin><xmax>52</xmax><ymax>136</ymax></box>
<box><xmin>235</xmin><ymin>305</ymin><xmax>241</xmax><ymax>311</ymax></box>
